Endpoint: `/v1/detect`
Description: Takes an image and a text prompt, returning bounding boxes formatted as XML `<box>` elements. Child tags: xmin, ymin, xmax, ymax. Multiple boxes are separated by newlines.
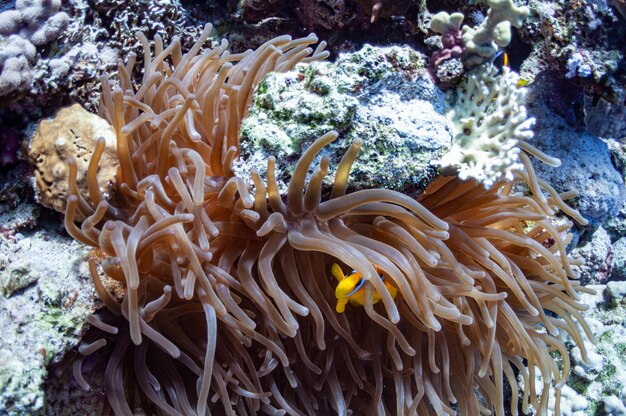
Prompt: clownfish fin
<box><xmin>336</xmin><ymin>297</ymin><xmax>348</xmax><ymax>313</ymax></box>
<box><xmin>331</xmin><ymin>263</ymin><xmax>345</xmax><ymax>282</ymax></box>
<box><xmin>494</xmin><ymin>49</ymin><xmax>510</xmax><ymax>71</ymax></box>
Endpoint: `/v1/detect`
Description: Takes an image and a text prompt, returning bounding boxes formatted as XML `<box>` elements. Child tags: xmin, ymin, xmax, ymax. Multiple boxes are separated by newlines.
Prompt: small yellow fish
<box><xmin>331</xmin><ymin>263</ymin><xmax>398</xmax><ymax>313</ymax></box>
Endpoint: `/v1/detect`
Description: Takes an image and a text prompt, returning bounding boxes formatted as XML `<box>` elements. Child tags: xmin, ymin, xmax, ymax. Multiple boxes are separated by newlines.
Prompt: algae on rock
<box><xmin>0</xmin><ymin>209</ymin><xmax>100</xmax><ymax>415</ymax></box>
<box><xmin>235</xmin><ymin>44</ymin><xmax>451</xmax><ymax>196</ymax></box>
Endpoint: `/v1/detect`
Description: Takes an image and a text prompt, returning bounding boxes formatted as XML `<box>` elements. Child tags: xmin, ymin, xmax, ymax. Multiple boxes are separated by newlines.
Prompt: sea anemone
<box><xmin>65</xmin><ymin>24</ymin><xmax>592</xmax><ymax>415</ymax></box>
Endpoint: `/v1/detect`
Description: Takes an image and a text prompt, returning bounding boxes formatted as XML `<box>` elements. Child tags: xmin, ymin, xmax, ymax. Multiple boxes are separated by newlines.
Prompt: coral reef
<box><xmin>0</xmin><ymin>126</ymin><xmax>21</xmax><ymax>166</ymax></box>
<box><xmin>0</xmin><ymin>208</ymin><xmax>97</xmax><ymax>415</ymax></box>
<box><xmin>294</xmin><ymin>0</ymin><xmax>354</xmax><ymax>31</ymax></box>
<box><xmin>0</xmin><ymin>0</ymin><xmax>69</xmax><ymax>96</ymax></box>
<box><xmin>571</xmin><ymin>227</ymin><xmax>613</xmax><ymax>285</ymax></box>
<box><xmin>428</xmin><ymin>11</ymin><xmax>464</xmax><ymax>83</ymax></box>
<box><xmin>1</xmin><ymin>0</ymin><xmax>625</xmax><ymax>414</ymax></box>
<box><xmin>0</xmin><ymin>0</ymin><xmax>69</xmax><ymax>46</ymax></box>
<box><xmin>428</xmin><ymin>0</ymin><xmax>529</xmax><ymax>81</ymax></box>
<box><xmin>0</xmin><ymin>0</ymin><xmax>203</xmax><ymax>126</ymax></box>
<box><xmin>186</xmin><ymin>0</ymin><xmax>424</xmax><ymax>55</ymax></box>
<box><xmin>610</xmin><ymin>237</ymin><xmax>626</xmax><ymax>279</ymax></box>
<box><xmin>45</xmin><ymin>20</ymin><xmax>594</xmax><ymax>415</ymax></box>
<box><xmin>547</xmin><ymin>282</ymin><xmax>626</xmax><ymax>415</ymax></box>
<box><xmin>518</xmin><ymin>0</ymin><xmax>626</xmax><ymax>103</ymax></box>
<box><xmin>585</xmin><ymin>98</ymin><xmax>626</xmax><ymax>141</ymax></box>
<box><xmin>460</xmin><ymin>0</ymin><xmax>529</xmax><ymax>69</ymax></box>
<box><xmin>0</xmin><ymin>34</ymin><xmax>37</xmax><ymax>96</ymax></box>
<box><xmin>353</xmin><ymin>0</ymin><xmax>412</xmax><ymax>24</ymax></box>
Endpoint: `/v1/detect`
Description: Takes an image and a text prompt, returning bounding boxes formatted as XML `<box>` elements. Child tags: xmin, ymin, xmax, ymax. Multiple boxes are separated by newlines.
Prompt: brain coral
<box><xmin>60</xmin><ymin>23</ymin><xmax>592</xmax><ymax>416</ymax></box>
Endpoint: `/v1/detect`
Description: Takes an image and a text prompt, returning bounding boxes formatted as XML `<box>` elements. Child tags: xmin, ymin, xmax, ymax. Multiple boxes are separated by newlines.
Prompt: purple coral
<box><xmin>430</xmin><ymin>27</ymin><xmax>463</xmax><ymax>70</ymax></box>
<box><xmin>428</xmin><ymin>11</ymin><xmax>465</xmax><ymax>86</ymax></box>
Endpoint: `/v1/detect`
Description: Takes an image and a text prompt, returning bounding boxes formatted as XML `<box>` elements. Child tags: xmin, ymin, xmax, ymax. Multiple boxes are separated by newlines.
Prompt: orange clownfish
<box><xmin>331</xmin><ymin>263</ymin><xmax>398</xmax><ymax>313</ymax></box>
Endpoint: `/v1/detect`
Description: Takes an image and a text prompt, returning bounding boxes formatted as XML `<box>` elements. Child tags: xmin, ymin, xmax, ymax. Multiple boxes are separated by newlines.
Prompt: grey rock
<box><xmin>0</xmin><ymin>210</ymin><xmax>98</xmax><ymax>415</ymax></box>
<box><xmin>612</xmin><ymin>237</ymin><xmax>626</xmax><ymax>279</ymax></box>
<box><xmin>585</xmin><ymin>99</ymin><xmax>626</xmax><ymax>141</ymax></box>
<box><xmin>519</xmin><ymin>0</ymin><xmax>624</xmax><ymax>101</ymax></box>
<box><xmin>525</xmin><ymin>73</ymin><xmax>625</xmax><ymax>227</ymax></box>
<box><xmin>235</xmin><ymin>44</ymin><xmax>451</xmax><ymax>197</ymax></box>
<box><xmin>606</xmin><ymin>281</ymin><xmax>626</xmax><ymax>303</ymax></box>
<box><xmin>571</xmin><ymin>226</ymin><xmax>612</xmax><ymax>285</ymax></box>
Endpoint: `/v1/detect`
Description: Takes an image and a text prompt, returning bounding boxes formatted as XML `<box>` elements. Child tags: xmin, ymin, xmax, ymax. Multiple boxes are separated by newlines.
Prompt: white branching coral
<box><xmin>438</xmin><ymin>63</ymin><xmax>560</xmax><ymax>187</ymax></box>
<box><xmin>461</xmin><ymin>0</ymin><xmax>529</xmax><ymax>68</ymax></box>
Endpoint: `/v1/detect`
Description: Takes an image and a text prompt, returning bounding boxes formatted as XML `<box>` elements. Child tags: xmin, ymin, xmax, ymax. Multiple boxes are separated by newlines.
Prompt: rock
<box><xmin>604</xmin><ymin>395</ymin><xmax>626</xmax><ymax>416</ymax></box>
<box><xmin>295</xmin><ymin>0</ymin><xmax>354</xmax><ymax>30</ymax></box>
<box><xmin>570</xmin><ymin>227</ymin><xmax>612</xmax><ymax>285</ymax></box>
<box><xmin>235</xmin><ymin>44</ymin><xmax>451</xmax><ymax>197</ymax></box>
<box><xmin>518</xmin><ymin>0</ymin><xmax>625</xmax><ymax>101</ymax></box>
<box><xmin>27</xmin><ymin>104</ymin><xmax>119</xmax><ymax>220</ymax></box>
<box><xmin>552</xmin><ymin>283</ymin><xmax>626</xmax><ymax>414</ymax></box>
<box><xmin>0</xmin><ymin>220</ymin><xmax>98</xmax><ymax>415</ymax></box>
<box><xmin>606</xmin><ymin>281</ymin><xmax>626</xmax><ymax>303</ymax></box>
<box><xmin>525</xmin><ymin>72</ymin><xmax>625</xmax><ymax>227</ymax></box>
<box><xmin>584</xmin><ymin>99</ymin><xmax>626</xmax><ymax>141</ymax></box>
<box><xmin>611</xmin><ymin>237</ymin><xmax>626</xmax><ymax>279</ymax></box>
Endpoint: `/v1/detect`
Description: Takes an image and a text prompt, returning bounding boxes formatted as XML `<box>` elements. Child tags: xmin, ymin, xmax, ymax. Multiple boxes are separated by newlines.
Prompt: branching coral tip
<box><xmin>331</xmin><ymin>263</ymin><xmax>398</xmax><ymax>313</ymax></box>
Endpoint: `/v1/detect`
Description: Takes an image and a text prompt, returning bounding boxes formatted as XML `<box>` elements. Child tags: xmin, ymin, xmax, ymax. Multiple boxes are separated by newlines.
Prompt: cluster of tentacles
<box><xmin>64</xmin><ymin>24</ymin><xmax>593</xmax><ymax>416</ymax></box>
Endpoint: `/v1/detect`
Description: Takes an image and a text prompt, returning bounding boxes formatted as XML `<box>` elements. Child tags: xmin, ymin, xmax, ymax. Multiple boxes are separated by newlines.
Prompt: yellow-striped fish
<box><xmin>331</xmin><ymin>263</ymin><xmax>398</xmax><ymax>313</ymax></box>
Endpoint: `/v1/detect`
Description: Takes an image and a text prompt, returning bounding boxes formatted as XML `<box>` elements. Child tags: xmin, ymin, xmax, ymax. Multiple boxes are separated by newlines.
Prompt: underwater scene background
<box><xmin>1</xmin><ymin>0</ymin><xmax>626</xmax><ymax>415</ymax></box>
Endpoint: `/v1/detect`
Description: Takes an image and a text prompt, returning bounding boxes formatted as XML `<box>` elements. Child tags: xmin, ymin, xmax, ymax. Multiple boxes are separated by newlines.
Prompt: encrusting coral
<box><xmin>29</xmin><ymin>104</ymin><xmax>119</xmax><ymax>219</ymax></box>
<box><xmin>61</xmin><ymin>22</ymin><xmax>593</xmax><ymax>416</ymax></box>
